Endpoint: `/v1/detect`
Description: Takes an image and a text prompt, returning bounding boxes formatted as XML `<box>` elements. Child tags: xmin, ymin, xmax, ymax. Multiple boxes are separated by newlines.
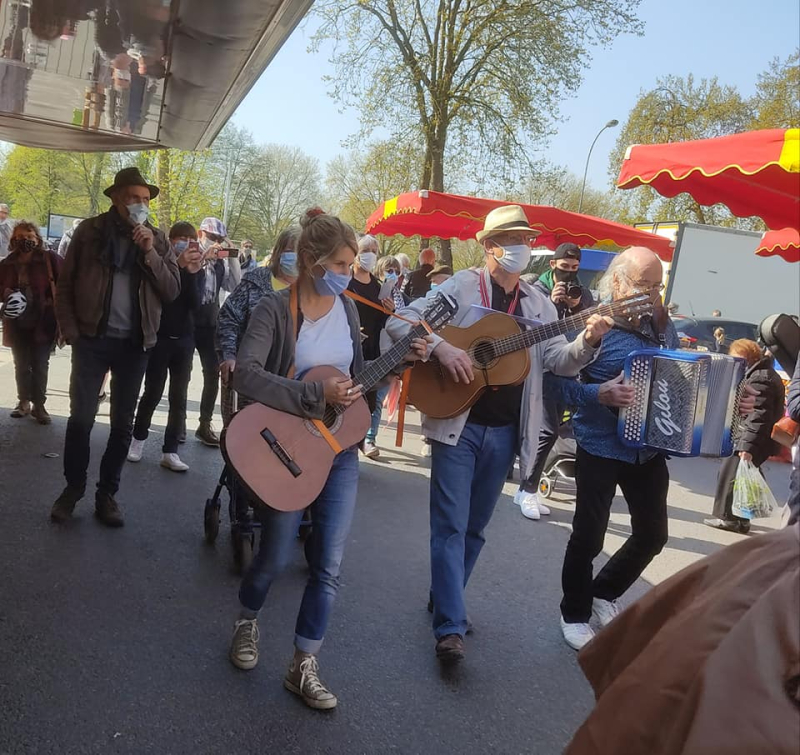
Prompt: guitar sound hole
<box><xmin>473</xmin><ymin>341</ymin><xmax>496</xmax><ymax>368</ymax></box>
<box><xmin>322</xmin><ymin>405</ymin><xmax>338</xmax><ymax>429</ymax></box>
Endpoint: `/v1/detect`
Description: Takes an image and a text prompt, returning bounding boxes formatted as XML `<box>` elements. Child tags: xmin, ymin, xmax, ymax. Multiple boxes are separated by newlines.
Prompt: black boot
<box><xmin>51</xmin><ymin>485</ymin><xmax>85</xmax><ymax>523</ymax></box>
<box><xmin>95</xmin><ymin>491</ymin><xmax>125</xmax><ymax>528</ymax></box>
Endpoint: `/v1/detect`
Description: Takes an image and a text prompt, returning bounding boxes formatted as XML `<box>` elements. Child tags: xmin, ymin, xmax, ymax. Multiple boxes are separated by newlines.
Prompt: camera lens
<box><xmin>566</xmin><ymin>283</ymin><xmax>582</xmax><ymax>299</ymax></box>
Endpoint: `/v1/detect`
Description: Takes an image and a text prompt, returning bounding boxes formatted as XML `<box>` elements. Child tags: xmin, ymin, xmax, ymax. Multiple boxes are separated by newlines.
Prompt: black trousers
<box><xmin>194</xmin><ymin>326</ymin><xmax>219</xmax><ymax>425</ymax></box>
<box><xmin>520</xmin><ymin>399</ymin><xmax>562</xmax><ymax>493</ymax></box>
<box><xmin>11</xmin><ymin>339</ymin><xmax>52</xmax><ymax>405</ymax></box>
<box><xmin>560</xmin><ymin>446</ymin><xmax>670</xmax><ymax>623</ymax></box>
<box><xmin>712</xmin><ymin>454</ymin><xmax>750</xmax><ymax>523</ymax></box>
<box><xmin>133</xmin><ymin>335</ymin><xmax>194</xmax><ymax>453</ymax></box>
<box><xmin>63</xmin><ymin>337</ymin><xmax>148</xmax><ymax>496</ymax></box>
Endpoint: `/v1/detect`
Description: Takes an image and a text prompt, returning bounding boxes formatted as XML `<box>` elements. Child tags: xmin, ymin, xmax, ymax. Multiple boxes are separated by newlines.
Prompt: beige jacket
<box><xmin>385</xmin><ymin>268</ymin><xmax>597</xmax><ymax>479</ymax></box>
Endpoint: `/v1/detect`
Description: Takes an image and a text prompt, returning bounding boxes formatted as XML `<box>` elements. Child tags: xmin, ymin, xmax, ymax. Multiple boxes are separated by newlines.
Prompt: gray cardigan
<box><xmin>233</xmin><ymin>289</ymin><xmax>365</xmax><ymax>421</ymax></box>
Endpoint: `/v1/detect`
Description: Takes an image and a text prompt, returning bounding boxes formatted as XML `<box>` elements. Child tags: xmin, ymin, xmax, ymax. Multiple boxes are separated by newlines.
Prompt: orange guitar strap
<box><xmin>288</xmin><ymin>284</ymin><xmax>344</xmax><ymax>455</ymax></box>
<box><xmin>343</xmin><ymin>289</ymin><xmax>431</xmax><ymax>332</ymax></box>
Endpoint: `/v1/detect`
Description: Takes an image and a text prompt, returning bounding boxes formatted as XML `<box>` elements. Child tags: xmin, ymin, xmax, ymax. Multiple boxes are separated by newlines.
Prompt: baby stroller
<box><xmin>202</xmin><ymin>386</ymin><xmax>313</xmax><ymax>574</ymax></box>
<box><xmin>537</xmin><ymin>419</ymin><xmax>578</xmax><ymax>500</ymax></box>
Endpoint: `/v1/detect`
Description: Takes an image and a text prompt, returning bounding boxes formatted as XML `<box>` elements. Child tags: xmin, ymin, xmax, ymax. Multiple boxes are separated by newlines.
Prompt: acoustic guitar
<box><xmin>221</xmin><ymin>292</ymin><xmax>458</xmax><ymax>512</ymax></box>
<box><xmin>408</xmin><ymin>292</ymin><xmax>654</xmax><ymax>419</ymax></box>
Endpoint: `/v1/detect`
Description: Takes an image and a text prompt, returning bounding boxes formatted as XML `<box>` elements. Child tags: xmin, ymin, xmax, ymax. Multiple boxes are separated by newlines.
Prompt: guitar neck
<box><xmin>494</xmin><ymin>302</ymin><xmax>617</xmax><ymax>357</ymax></box>
<box><xmin>355</xmin><ymin>321</ymin><xmax>429</xmax><ymax>393</ymax></box>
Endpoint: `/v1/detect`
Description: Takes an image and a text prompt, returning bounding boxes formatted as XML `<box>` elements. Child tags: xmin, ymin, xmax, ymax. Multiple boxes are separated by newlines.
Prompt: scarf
<box><xmin>104</xmin><ymin>207</ymin><xmax>136</xmax><ymax>273</ymax></box>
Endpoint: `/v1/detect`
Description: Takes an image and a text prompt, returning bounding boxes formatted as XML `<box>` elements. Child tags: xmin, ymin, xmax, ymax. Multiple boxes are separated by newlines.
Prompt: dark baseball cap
<box><xmin>553</xmin><ymin>243</ymin><xmax>581</xmax><ymax>261</ymax></box>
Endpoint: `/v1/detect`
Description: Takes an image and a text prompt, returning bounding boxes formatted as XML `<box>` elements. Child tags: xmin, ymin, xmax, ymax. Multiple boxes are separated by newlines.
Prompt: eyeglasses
<box><xmin>205</xmin><ymin>233</ymin><xmax>224</xmax><ymax>243</ymax></box>
<box><xmin>621</xmin><ymin>271</ymin><xmax>665</xmax><ymax>293</ymax></box>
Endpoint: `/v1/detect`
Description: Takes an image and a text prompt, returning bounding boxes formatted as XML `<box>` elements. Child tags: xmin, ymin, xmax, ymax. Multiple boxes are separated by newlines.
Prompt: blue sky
<box><xmin>234</xmin><ymin>0</ymin><xmax>799</xmax><ymax>193</ymax></box>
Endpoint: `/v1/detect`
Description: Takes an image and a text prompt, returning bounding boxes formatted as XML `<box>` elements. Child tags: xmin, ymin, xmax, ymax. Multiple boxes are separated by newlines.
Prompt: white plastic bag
<box><xmin>732</xmin><ymin>459</ymin><xmax>778</xmax><ymax>519</ymax></box>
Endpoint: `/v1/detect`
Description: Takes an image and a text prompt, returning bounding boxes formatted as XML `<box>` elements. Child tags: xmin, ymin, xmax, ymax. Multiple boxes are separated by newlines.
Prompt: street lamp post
<box><xmin>578</xmin><ymin>119</ymin><xmax>619</xmax><ymax>213</ymax></box>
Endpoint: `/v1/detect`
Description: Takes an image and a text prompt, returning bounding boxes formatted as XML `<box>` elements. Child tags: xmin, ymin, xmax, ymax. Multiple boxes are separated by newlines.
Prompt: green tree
<box><xmin>750</xmin><ymin>50</ymin><xmax>800</xmax><ymax>130</ymax></box>
<box><xmin>313</xmin><ymin>0</ymin><xmax>643</xmax><ymax>265</ymax></box>
<box><xmin>608</xmin><ymin>74</ymin><xmax>756</xmax><ymax>226</ymax></box>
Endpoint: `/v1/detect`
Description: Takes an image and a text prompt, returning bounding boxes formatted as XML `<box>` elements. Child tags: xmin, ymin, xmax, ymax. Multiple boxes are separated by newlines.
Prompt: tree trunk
<box><xmin>156</xmin><ymin>150</ymin><xmax>171</xmax><ymax>229</ymax></box>
<box><xmin>429</xmin><ymin>127</ymin><xmax>452</xmax><ymax>267</ymax></box>
<box><xmin>89</xmin><ymin>154</ymin><xmax>106</xmax><ymax>216</ymax></box>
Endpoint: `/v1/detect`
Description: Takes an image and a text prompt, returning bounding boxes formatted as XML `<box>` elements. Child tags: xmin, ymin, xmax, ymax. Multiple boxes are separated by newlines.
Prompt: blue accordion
<box><xmin>618</xmin><ymin>349</ymin><xmax>746</xmax><ymax>458</ymax></box>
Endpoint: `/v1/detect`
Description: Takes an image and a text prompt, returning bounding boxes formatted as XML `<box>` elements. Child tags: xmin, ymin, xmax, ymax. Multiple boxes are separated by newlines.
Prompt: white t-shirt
<box><xmin>294</xmin><ymin>296</ymin><xmax>354</xmax><ymax>377</ymax></box>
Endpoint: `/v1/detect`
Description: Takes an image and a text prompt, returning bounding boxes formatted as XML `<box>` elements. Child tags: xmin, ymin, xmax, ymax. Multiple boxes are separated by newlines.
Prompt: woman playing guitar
<box><xmin>227</xmin><ymin>207</ymin><xmax>427</xmax><ymax>710</ymax></box>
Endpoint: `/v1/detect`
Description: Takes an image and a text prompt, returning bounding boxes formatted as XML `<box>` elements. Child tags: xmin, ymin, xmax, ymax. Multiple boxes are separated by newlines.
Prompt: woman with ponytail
<box><xmin>227</xmin><ymin>208</ymin><xmax>427</xmax><ymax>710</ymax></box>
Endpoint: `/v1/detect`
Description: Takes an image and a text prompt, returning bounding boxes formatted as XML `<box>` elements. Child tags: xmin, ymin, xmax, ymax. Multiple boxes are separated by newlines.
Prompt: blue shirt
<box><xmin>551</xmin><ymin>318</ymin><xmax>679</xmax><ymax>463</ymax></box>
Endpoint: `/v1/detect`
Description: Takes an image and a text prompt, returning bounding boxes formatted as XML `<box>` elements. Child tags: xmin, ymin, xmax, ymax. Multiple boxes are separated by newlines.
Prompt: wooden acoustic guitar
<box><xmin>408</xmin><ymin>292</ymin><xmax>653</xmax><ymax>419</ymax></box>
<box><xmin>221</xmin><ymin>292</ymin><xmax>458</xmax><ymax>512</ymax></box>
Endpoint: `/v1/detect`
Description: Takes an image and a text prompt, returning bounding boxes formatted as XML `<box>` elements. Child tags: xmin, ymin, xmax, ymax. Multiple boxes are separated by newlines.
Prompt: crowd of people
<box><xmin>0</xmin><ymin>167</ymin><xmax>797</xmax><ymax>734</ymax></box>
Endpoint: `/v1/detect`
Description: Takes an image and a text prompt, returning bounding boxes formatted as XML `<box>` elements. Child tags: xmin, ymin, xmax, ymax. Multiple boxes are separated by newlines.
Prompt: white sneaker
<box><xmin>160</xmin><ymin>453</ymin><xmax>189</xmax><ymax>472</ymax></box>
<box><xmin>363</xmin><ymin>440</ymin><xmax>380</xmax><ymax>459</ymax></box>
<box><xmin>560</xmin><ymin>617</ymin><xmax>595</xmax><ymax>651</ymax></box>
<box><xmin>592</xmin><ymin>598</ymin><xmax>620</xmax><ymax>628</ymax></box>
<box><xmin>513</xmin><ymin>490</ymin><xmax>550</xmax><ymax>519</ymax></box>
<box><xmin>420</xmin><ymin>443</ymin><xmax>432</xmax><ymax>457</ymax></box>
<box><xmin>127</xmin><ymin>438</ymin><xmax>145</xmax><ymax>462</ymax></box>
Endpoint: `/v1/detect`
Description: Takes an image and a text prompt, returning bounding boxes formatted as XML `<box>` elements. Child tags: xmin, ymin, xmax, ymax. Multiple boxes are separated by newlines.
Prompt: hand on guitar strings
<box><xmin>433</xmin><ymin>341</ymin><xmax>474</xmax><ymax>384</ymax></box>
<box><xmin>584</xmin><ymin>313</ymin><xmax>615</xmax><ymax>347</ymax></box>
<box><xmin>405</xmin><ymin>336</ymin><xmax>432</xmax><ymax>363</ymax></box>
<box><xmin>324</xmin><ymin>376</ymin><xmax>364</xmax><ymax>407</ymax></box>
<box><xmin>598</xmin><ymin>373</ymin><xmax>636</xmax><ymax>408</ymax></box>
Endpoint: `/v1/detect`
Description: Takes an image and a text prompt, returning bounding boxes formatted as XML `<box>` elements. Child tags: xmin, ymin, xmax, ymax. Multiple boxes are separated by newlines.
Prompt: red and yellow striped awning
<box><xmin>756</xmin><ymin>227</ymin><xmax>800</xmax><ymax>262</ymax></box>
<box><xmin>364</xmin><ymin>190</ymin><xmax>673</xmax><ymax>258</ymax></box>
<box><xmin>617</xmin><ymin>128</ymin><xmax>800</xmax><ymax>233</ymax></box>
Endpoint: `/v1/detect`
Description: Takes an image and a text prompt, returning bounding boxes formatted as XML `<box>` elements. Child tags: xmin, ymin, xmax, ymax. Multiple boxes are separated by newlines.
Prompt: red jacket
<box><xmin>0</xmin><ymin>248</ymin><xmax>62</xmax><ymax>346</ymax></box>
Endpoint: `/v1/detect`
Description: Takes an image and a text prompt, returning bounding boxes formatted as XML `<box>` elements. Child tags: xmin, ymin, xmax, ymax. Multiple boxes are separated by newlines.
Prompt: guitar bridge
<box><xmin>260</xmin><ymin>426</ymin><xmax>302</xmax><ymax>478</ymax></box>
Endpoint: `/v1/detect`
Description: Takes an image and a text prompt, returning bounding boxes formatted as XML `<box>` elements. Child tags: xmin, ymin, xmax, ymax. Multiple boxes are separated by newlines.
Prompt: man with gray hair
<box><xmin>552</xmin><ymin>247</ymin><xmax>679</xmax><ymax>651</ymax></box>
<box><xmin>0</xmin><ymin>204</ymin><xmax>13</xmax><ymax>259</ymax></box>
<box><xmin>403</xmin><ymin>247</ymin><xmax>436</xmax><ymax>299</ymax></box>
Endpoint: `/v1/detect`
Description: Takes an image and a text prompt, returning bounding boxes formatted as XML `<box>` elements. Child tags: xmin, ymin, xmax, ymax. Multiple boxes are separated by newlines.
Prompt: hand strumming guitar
<box><xmin>433</xmin><ymin>341</ymin><xmax>474</xmax><ymax>384</ymax></box>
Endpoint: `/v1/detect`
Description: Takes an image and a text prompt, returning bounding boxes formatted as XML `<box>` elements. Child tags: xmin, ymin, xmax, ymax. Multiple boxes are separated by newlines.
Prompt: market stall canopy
<box><xmin>364</xmin><ymin>190</ymin><xmax>673</xmax><ymax>258</ymax></box>
<box><xmin>617</xmin><ymin>129</ymin><xmax>800</xmax><ymax>231</ymax></box>
<box><xmin>756</xmin><ymin>228</ymin><xmax>800</xmax><ymax>263</ymax></box>
<box><xmin>0</xmin><ymin>0</ymin><xmax>312</xmax><ymax>152</ymax></box>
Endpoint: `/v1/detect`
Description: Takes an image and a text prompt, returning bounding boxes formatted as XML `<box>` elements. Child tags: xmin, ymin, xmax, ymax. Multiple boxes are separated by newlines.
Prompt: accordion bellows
<box><xmin>618</xmin><ymin>350</ymin><xmax>746</xmax><ymax>458</ymax></box>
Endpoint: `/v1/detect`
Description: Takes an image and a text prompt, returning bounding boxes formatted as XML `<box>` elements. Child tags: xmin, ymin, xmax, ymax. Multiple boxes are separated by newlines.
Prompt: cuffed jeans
<box><xmin>11</xmin><ymin>339</ymin><xmax>52</xmax><ymax>406</ymax></box>
<box><xmin>429</xmin><ymin>421</ymin><xmax>517</xmax><ymax>639</ymax></box>
<box><xmin>366</xmin><ymin>383</ymin><xmax>391</xmax><ymax>443</ymax></box>
<box><xmin>63</xmin><ymin>337</ymin><xmax>149</xmax><ymax>496</ymax></box>
<box><xmin>238</xmin><ymin>447</ymin><xmax>359</xmax><ymax>654</ymax></box>
<box><xmin>194</xmin><ymin>326</ymin><xmax>218</xmax><ymax>425</ymax></box>
<box><xmin>560</xmin><ymin>446</ymin><xmax>669</xmax><ymax>623</ymax></box>
<box><xmin>133</xmin><ymin>335</ymin><xmax>194</xmax><ymax>453</ymax></box>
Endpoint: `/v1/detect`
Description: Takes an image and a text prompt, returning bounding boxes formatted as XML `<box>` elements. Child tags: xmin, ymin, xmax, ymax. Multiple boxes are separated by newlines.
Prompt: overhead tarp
<box><xmin>0</xmin><ymin>0</ymin><xmax>312</xmax><ymax>152</ymax></box>
<box><xmin>617</xmin><ymin>129</ymin><xmax>800</xmax><ymax>232</ymax></box>
<box><xmin>365</xmin><ymin>190</ymin><xmax>674</xmax><ymax>258</ymax></box>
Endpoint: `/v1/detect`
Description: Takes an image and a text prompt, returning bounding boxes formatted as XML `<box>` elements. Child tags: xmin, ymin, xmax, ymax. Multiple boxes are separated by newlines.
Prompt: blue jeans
<box><xmin>238</xmin><ymin>447</ymin><xmax>359</xmax><ymax>654</ymax></box>
<box><xmin>429</xmin><ymin>422</ymin><xmax>517</xmax><ymax>639</ymax></box>
<box><xmin>366</xmin><ymin>383</ymin><xmax>391</xmax><ymax>443</ymax></box>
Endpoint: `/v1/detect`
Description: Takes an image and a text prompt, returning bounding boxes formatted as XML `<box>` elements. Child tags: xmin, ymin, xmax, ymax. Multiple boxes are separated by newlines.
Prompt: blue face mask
<box><xmin>127</xmin><ymin>202</ymin><xmax>149</xmax><ymax>225</ymax></box>
<box><xmin>314</xmin><ymin>265</ymin><xmax>351</xmax><ymax>297</ymax></box>
<box><xmin>280</xmin><ymin>251</ymin><xmax>298</xmax><ymax>277</ymax></box>
<box><xmin>172</xmin><ymin>239</ymin><xmax>189</xmax><ymax>254</ymax></box>
<box><xmin>385</xmin><ymin>271</ymin><xmax>398</xmax><ymax>282</ymax></box>
<box><xmin>430</xmin><ymin>282</ymin><xmax>439</xmax><ymax>290</ymax></box>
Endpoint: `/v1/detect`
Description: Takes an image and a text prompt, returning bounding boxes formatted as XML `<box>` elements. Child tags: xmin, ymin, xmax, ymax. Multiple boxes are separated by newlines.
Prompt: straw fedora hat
<box><xmin>476</xmin><ymin>205</ymin><xmax>540</xmax><ymax>243</ymax></box>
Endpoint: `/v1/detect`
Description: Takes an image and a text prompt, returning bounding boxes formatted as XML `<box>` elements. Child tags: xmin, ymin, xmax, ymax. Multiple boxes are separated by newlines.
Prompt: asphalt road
<box><xmin>0</xmin><ymin>345</ymin><xmax>791</xmax><ymax>755</ymax></box>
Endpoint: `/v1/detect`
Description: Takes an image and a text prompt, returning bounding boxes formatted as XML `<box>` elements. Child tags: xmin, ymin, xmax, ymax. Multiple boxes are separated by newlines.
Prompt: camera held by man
<box><xmin>535</xmin><ymin>242</ymin><xmax>595</xmax><ymax>318</ymax></box>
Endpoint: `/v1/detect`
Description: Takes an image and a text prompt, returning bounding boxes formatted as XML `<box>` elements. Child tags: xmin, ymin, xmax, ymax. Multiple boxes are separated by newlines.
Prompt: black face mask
<box><xmin>11</xmin><ymin>238</ymin><xmax>37</xmax><ymax>253</ymax></box>
<box><xmin>553</xmin><ymin>267</ymin><xmax>577</xmax><ymax>283</ymax></box>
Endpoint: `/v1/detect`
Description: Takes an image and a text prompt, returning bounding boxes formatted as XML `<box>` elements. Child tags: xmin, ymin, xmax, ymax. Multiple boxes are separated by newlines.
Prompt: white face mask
<box><xmin>358</xmin><ymin>251</ymin><xmax>377</xmax><ymax>272</ymax></box>
<box><xmin>489</xmin><ymin>243</ymin><xmax>531</xmax><ymax>274</ymax></box>
<box><xmin>199</xmin><ymin>236</ymin><xmax>214</xmax><ymax>253</ymax></box>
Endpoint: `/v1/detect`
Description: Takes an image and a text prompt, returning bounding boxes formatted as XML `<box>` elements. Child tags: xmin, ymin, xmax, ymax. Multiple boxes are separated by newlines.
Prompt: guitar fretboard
<box><xmin>491</xmin><ymin>299</ymin><xmax>632</xmax><ymax>357</ymax></box>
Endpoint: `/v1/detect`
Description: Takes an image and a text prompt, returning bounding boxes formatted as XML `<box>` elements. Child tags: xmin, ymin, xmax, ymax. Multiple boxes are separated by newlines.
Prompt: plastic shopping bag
<box><xmin>731</xmin><ymin>459</ymin><xmax>778</xmax><ymax>520</ymax></box>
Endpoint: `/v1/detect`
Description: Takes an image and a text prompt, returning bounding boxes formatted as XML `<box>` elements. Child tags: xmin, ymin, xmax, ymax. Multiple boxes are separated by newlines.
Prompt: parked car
<box><xmin>671</xmin><ymin>316</ymin><xmax>758</xmax><ymax>351</ymax></box>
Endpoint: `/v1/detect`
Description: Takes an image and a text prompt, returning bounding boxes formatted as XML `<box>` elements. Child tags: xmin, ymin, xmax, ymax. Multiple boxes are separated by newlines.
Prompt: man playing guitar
<box><xmin>386</xmin><ymin>205</ymin><xmax>613</xmax><ymax>662</ymax></box>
